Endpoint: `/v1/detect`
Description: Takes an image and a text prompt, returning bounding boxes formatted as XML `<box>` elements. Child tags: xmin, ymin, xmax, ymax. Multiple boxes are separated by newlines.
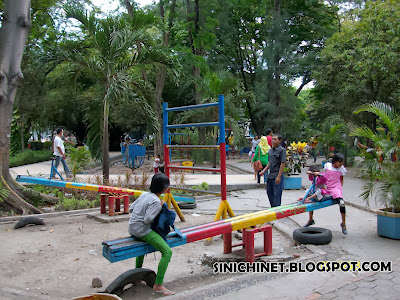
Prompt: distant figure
<box><xmin>52</xmin><ymin>128</ymin><xmax>72</xmax><ymax>178</ymax></box>
<box><xmin>280</xmin><ymin>137</ymin><xmax>288</xmax><ymax>149</ymax></box>
<box><xmin>228</xmin><ymin>133</ymin><xmax>235</xmax><ymax>153</ymax></box>
<box><xmin>249</xmin><ymin>135</ymin><xmax>260</xmax><ymax>157</ymax></box>
<box><xmin>266</xmin><ymin>128</ymin><xmax>273</xmax><ymax>147</ymax></box>
<box><xmin>153</xmin><ymin>155</ymin><xmax>161</xmax><ymax>173</ymax></box>
<box><xmin>225</xmin><ymin>138</ymin><xmax>230</xmax><ymax>160</ymax></box>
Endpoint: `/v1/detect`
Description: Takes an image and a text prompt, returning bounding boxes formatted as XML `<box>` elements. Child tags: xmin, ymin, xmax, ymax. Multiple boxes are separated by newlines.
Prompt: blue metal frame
<box><xmin>121</xmin><ymin>143</ymin><xmax>146</xmax><ymax>168</ymax></box>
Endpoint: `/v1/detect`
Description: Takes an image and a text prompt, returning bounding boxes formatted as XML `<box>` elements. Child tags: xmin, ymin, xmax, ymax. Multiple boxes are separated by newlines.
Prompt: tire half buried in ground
<box><xmin>177</xmin><ymin>202</ymin><xmax>196</xmax><ymax>209</ymax></box>
<box><xmin>14</xmin><ymin>216</ymin><xmax>45</xmax><ymax>229</ymax></box>
<box><xmin>293</xmin><ymin>227</ymin><xmax>332</xmax><ymax>245</ymax></box>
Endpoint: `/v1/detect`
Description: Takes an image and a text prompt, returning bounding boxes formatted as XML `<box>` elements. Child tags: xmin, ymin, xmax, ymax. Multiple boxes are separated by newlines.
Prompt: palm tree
<box><xmin>351</xmin><ymin>102</ymin><xmax>400</xmax><ymax>212</ymax></box>
<box><xmin>64</xmin><ymin>6</ymin><xmax>175</xmax><ymax>183</ymax></box>
<box><xmin>316</xmin><ymin>123</ymin><xmax>346</xmax><ymax>160</ymax></box>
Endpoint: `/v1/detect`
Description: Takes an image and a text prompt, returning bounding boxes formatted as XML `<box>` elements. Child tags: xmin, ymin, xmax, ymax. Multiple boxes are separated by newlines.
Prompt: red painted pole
<box><xmin>100</xmin><ymin>194</ymin><xmax>107</xmax><ymax>214</ymax></box>
<box><xmin>123</xmin><ymin>195</ymin><xmax>129</xmax><ymax>214</ymax></box>
<box><xmin>220</xmin><ymin>142</ymin><xmax>227</xmax><ymax>201</ymax></box>
<box><xmin>164</xmin><ymin>144</ymin><xmax>170</xmax><ymax>178</ymax></box>
<box><xmin>108</xmin><ymin>196</ymin><xmax>115</xmax><ymax>216</ymax></box>
<box><xmin>244</xmin><ymin>228</ymin><xmax>255</xmax><ymax>263</ymax></box>
<box><xmin>223</xmin><ymin>232</ymin><xmax>232</xmax><ymax>254</ymax></box>
<box><xmin>264</xmin><ymin>225</ymin><xmax>273</xmax><ymax>255</ymax></box>
<box><xmin>115</xmin><ymin>196</ymin><xmax>121</xmax><ymax>212</ymax></box>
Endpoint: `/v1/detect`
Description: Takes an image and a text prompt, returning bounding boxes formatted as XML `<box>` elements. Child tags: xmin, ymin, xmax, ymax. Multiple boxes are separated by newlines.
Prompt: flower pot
<box><xmin>376</xmin><ymin>208</ymin><xmax>400</xmax><ymax>240</ymax></box>
<box><xmin>283</xmin><ymin>175</ymin><xmax>302</xmax><ymax>190</ymax></box>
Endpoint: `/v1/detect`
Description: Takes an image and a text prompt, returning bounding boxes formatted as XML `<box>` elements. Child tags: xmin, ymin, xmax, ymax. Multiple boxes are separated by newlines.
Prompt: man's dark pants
<box><xmin>266</xmin><ymin>177</ymin><xmax>283</xmax><ymax>207</ymax></box>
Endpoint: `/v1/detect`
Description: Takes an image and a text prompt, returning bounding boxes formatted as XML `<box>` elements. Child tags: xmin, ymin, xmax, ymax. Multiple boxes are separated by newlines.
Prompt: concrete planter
<box><xmin>283</xmin><ymin>175</ymin><xmax>302</xmax><ymax>190</ymax></box>
<box><xmin>376</xmin><ymin>208</ymin><xmax>400</xmax><ymax>240</ymax></box>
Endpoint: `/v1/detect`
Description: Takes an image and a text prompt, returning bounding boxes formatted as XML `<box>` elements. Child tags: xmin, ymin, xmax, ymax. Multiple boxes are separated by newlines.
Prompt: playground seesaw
<box><xmin>102</xmin><ymin>198</ymin><xmax>337</xmax><ymax>263</ymax></box>
<box><xmin>15</xmin><ymin>175</ymin><xmax>194</xmax><ymax>203</ymax></box>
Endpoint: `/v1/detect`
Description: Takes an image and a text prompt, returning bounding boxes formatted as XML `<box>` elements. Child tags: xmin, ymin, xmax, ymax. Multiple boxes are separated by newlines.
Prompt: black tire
<box><xmin>104</xmin><ymin>268</ymin><xmax>156</xmax><ymax>295</ymax></box>
<box><xmin>293</xmin><ymin>227</ymin><xmax>332</xmax><ymax>245</ymax></box>
<box><xmin>177</xmin><ymin>202</ymin><xmax>197</xmax><ymax>209</ymax></box>
<box><xmin>14</xmin><ymin>217</ymin><xmax>45</xmax><ymax>229</ymax></box>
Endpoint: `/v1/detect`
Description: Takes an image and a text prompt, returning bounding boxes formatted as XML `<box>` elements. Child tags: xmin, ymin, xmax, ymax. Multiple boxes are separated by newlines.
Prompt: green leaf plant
<box><xmin>351</xmin><ymin>102</ymin><xmax>400</xmax><ymax>212</ymax></box>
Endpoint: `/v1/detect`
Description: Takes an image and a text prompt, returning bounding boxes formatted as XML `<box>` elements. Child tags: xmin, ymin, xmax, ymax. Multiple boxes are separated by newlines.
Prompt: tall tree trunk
<box><xmin>0</xmin><ymin>0</ymin><xmax>42</xmax><ymax>214</ymax></box>
<box><xmin>155</xmin><ymin>0</ymin><xmax>177</xmax><ymax>158</ymax></box>
<box><xmin>272</xmin><ymin>0</ymin><xmax>282</xmax><ymax>133</ymax></box>
<box><xmin>102</xmin><ymin>99</ymin><xmax>110</xmax><ymax>184</ymax></box>
<box><xmin>123</xmin><ymin>0</ymin><xmax>134</xmax><ymax>17</ymax></box>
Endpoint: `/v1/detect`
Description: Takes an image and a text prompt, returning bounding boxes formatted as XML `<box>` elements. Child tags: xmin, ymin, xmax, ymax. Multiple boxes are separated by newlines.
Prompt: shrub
<box><xmin>30</xmin><ymin>141</ymin><xmax>43</xmax><ymax>151</ymax></box>
<box><xmin>67</xmin><ymin>146</ymin><xmax>92</xmax><ymax>177</ymax></box>
<box><xmin>43</xmin><ymin>141</ymin><xmax>53</xmax><ymax>150</ymax></box>
<box><xmin>9</xmin><ymin>149</ymin><xmax>53</xmax><ymax>167</ymax></box>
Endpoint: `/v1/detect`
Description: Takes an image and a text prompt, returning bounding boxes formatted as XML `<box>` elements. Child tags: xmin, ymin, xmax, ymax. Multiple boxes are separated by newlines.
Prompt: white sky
<box><xmin>91</xmin><ymin>0</ymin><xmax>155</xmax><ymax>11</ymax></box>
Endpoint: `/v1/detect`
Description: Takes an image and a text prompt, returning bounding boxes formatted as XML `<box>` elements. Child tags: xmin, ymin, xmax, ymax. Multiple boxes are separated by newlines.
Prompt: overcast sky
<box><xmin>91</xmin><ymin>0</ymin><xmax>155</xmax><ymax>11</ymax></box>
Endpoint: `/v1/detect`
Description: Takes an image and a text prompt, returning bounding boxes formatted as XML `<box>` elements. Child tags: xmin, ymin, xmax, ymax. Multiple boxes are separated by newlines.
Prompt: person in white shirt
<box><xmin>53</xmin><ymin>128</ymin><xmax>71</xmax><ymax>178</ymax></box>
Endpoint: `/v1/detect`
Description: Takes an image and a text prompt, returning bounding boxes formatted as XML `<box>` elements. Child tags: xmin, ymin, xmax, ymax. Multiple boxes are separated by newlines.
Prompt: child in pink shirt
<box><xmin>298</xmin><ymin>165</ymin><xmax>328</xmax><ymax>203</ymax></box>
<box><xmin>304</xmin><ymin>153</ymin><xmax>347</xmax><ymax>234</ymax></box>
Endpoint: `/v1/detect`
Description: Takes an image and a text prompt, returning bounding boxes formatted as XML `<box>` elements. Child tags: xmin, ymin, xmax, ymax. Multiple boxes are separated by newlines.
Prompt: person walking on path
<box><xmin>252</xmin><ymin>136</ymin><xmax>270</xmax><ymax>185</ymax></box>
<box><xmin>260</xmin><ymin>134</ymin><xmax>286</xmax><ymax>207</ymax></box>
<box><xmin>128</xmin><ymin>173</ymin><xmax>175</xmax><ymax>296</ymax></box>
<box><xmin>52</xmin><ymin>128</ymin><xmax>72</xmax><ymax>178</ymax></box>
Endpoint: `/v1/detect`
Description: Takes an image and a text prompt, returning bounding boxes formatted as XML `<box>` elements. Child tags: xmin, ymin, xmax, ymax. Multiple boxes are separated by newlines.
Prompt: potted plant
<box><xmin>351</xmin><ymin>102</ymin><xmax>400</xmax><ymax>239</ymax></box>
<box><xmin>283</xmin><ymin>153</ymin><xmax>302</xmax><ymax>190</ymax></box>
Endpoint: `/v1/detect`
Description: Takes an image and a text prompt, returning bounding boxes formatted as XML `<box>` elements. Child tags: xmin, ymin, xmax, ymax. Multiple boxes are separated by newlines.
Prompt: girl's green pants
<box><xmin>135</xmin><ymin>230</ymin><xmax>172</xmax><ymax>285</ymax></box>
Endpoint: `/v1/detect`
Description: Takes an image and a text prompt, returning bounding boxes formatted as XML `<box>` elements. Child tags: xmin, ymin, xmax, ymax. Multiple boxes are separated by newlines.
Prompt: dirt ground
<box><xmin>0</xmin><ymin>211</ymin><xmax>299</xmax><ymax>300</ymax></box>
<box><xmin>0</xmin><ymin>160</ymin><xmax>302</xmax><ymax>300</ymax></box>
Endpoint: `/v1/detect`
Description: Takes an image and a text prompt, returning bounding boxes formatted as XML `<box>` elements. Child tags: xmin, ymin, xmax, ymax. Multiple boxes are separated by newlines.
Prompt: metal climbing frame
<box><xmin>163</xmin><ymin>95</ymin><xmax>234</xmax><ymax>223</ymax></box>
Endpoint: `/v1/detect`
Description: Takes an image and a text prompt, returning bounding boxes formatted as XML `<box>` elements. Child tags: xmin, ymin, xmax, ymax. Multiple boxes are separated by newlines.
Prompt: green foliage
<box><xmin>191</xmin><ymin>182</ymin><xmax>209</xmax><ymax>191</ymax></box>
<box><xmin>9</xmin><ymin>150</ymin><xmax>53</xmax><ymax>167</ymax></box>
<box><xmin>67</xmin><ymin>146</ymin><xmax>92</xmax><ymax>177</ymax></box>
<box><xmin>315</xmin><ymin>117</ymin><xmax>347</xmax><ymax>159</ymax></box>
<box><xmin>10</xmin><ymin>110</ymin><xmax>30</xmax><ymax>155</ymax></box>
<box><xmin>351</xmin><ymin>102</ymin><xmax>400</xmax><ymax>212</ymax></box>
<box><xmin>314</xmin><ymin>0</ymin><xmax>400</xmax><ymax>123</ymax></box>
<box><xmin>43</xmin><ymin>141</ymin><xmax>53</xmax><ymax>150</ymax></box>
<box><xmin>59</xmin><ymin>197</ymin><xmax>96</xmax><ymax>211</ymax></box>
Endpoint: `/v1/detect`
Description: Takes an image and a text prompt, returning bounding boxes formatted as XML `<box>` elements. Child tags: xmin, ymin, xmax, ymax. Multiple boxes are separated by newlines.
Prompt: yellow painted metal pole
<box><xmin>169</xmin><ymin>192</ymin><xmax>185</xmax><ymax>222</ymax></box>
